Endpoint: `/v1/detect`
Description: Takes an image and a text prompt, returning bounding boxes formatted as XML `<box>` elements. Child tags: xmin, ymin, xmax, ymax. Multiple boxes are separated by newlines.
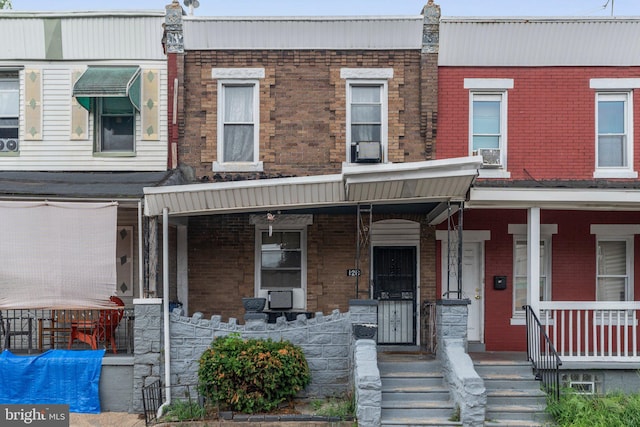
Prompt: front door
<box><xmin>373</xmin><ymin>246</ymin><xmax>416</xmax><ymax>344</ymax></box>
<box><xmin>462</xmin><ymin>242</ymin><xmax>483</xmax><ymax>342</ymax></box>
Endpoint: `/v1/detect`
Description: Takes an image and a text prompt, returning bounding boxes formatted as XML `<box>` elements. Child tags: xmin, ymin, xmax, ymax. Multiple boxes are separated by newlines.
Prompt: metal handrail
<box><xmin>524</xmin><ymin>305</ymin><xmax>562</xmax><ymax>401</ymax></box>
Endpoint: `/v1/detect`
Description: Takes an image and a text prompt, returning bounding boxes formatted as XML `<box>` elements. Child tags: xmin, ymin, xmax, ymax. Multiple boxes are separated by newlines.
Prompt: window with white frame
<box><xmin>220</xmin><ymin>82</ymin><xmax>259</xmax><ymax>163</ymax></box>
<box><xmin>341</xmin><ymin>68</ymin><xmax>392</xmax><ymax>165</ymax></box>
<box><xmin>347</xmin><ymin>82</ymin><xmax>386</xmax><ymax>163</ymax></box>
<box><xmin>513</xmin><ymin>237</ymin><xmax>551</xmax><ymax>315</ymax></box>
<box><xmin>596</xmin><ymin>237</ymin><xmax>632</xmax><ymax>301</ymax></box>
<box><xmin>0</xmin><ymin>73</ymin><xmax>19</xmax><ymax>153</ymax></box>
<box><xmin>212</xmin><ymin>68</ymin><xmax>265</xmax><ymax>172</ymax></box>
<box><xmin>94</xmin><ymin>97</ymin><xmax>135</xmax><ymax>153</ymax></box>
<box><xmin>596</xmin><ymin>92</ymin><xmax>632</xmax><ymax>171</ymax></box>
<box><xmin>464</xmin><ymin>78</ymin><xmax>513</xmax><ymax>177</ymax></box>
<box><xmin>590</xmin><ymin>78</ymin><xmax>640</xmax><ymax>178</ymax></box>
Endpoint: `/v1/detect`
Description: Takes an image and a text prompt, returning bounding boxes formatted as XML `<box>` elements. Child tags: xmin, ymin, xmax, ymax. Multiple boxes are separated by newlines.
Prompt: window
<box><xmin>220</xmin><ymin>82</ymin><xmax>258</xmax><ymax>163</ymax></box>
<box><xmin>94</xmin><ymin>97</ymin><xmax>135</xmax><ymax>153</ymax></box>
<box><xmin>596</xmin><ymin>92</ymin><xmax>632</xmax><ymax>171</ymax></box>
<box><xmin>596</xmin><ymin>238</ymin><xmax>632</xmax><ymax>301</ymax></box>
<box><xmin>470</xmin><ymin>92</ymin><xmax>506</xmax><ymax>165</ymax></box>
<box><xmin>347</xmin><ymin>83</ymin><xmax>386</xmax><ymax>163</ymax></box>
<box><xmin>212</xmin><ymin>68</ymin><xmax>265</xmax><ymax>172</ymax></box>
<box><xmin>0</xmin><ymin>74</ymin><xmax>19</xmax><ymax>152</ymax></box>
<box><xmin>465</xmin><ymin>78</ymin><xmax>513</xmax><ymax>177</ymax></box>
<box><xmin>259</xmin><ymin>230</ymin><xmax>303</xmax><ymax>290</ymax></box>
<box><xmin>513</xmin><ymin>238</ymin><xmax>551</xmax><ymax>315</ymax></box>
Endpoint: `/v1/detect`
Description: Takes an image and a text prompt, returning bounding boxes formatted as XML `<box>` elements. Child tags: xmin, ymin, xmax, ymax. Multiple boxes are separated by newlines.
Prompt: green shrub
<box><xmin>198</xmin><ymin>333</ymin><xmax>311</xmax><ymax>413</ymax></box>
<box><xmin>547</xmin><ymin>389</ymin><xmax>640</xmax><ymax>427</ymax></box>
<box><xmin>161</xmin><ymin>399</ymin><xmax>207</xmax><ymax>422</ymax></box>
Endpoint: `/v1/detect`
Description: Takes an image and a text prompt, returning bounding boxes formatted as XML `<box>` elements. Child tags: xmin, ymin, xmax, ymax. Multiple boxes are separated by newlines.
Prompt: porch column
<box><xmin>527</xmin><ymin>207</ymin><xmax>541</xmax><ymax>316</ymax></box>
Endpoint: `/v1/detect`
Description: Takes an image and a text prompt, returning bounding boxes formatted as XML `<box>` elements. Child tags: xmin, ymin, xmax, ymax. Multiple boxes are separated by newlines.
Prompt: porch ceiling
<box><xmin>143</xmin><ymin>156</ymin><xmax>482</xmax><ymax>217</ymax></box>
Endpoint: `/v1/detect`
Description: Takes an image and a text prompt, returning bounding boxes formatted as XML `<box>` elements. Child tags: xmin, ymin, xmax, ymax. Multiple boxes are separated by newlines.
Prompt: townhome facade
<box><xmin>437</xmin><ymin>17</ymin><xmax>640</xmax><ymax>392</ymax></box>
<box><xmin>147</xmin><ymin>0</ymin><xmax>480</xmax><ymax>348</ymax></box>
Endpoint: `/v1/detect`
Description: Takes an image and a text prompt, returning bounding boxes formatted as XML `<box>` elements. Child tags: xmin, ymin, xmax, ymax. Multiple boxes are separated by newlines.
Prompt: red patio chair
<box><xmin>68</xmin><ymin>296</ymin><xmax>125</xmax><ymax>354</ymax></box>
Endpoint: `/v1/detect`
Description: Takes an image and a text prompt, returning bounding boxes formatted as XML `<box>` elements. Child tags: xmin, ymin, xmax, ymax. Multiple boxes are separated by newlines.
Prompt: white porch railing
<box><xmin>539</xmin><ymin>301</ymin><xmax>640</xmax><ymax>363</ymax></box>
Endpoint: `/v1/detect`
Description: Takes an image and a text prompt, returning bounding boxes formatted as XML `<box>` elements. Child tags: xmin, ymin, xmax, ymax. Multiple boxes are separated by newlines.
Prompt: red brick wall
<box><xmin>180</xmin><ymin>50</ymin><xmax>430</xmax><ymax>179</ymax></box>
<box><xmin>440</xmin><ymin>209</ymin><xmax>640</xmax><ymax>351</ymax></box>
<box><xmin>438</xmin><ymin>67</ymin><xmax>640</xmax><ymax>180</ymax></box>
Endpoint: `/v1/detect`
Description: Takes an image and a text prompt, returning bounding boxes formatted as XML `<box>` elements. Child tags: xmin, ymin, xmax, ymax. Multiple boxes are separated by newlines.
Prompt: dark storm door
<box><xmin>373</xmin><ymin>246</ymin><xmax>417</xmax><ymax>344</ymax></box>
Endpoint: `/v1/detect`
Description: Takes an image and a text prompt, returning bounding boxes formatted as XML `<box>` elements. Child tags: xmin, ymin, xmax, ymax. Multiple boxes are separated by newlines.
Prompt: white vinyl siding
<box><xmin>0</xmin><ymin>63</ymin><xmax>167</xmax><ymax>171</ymax></box>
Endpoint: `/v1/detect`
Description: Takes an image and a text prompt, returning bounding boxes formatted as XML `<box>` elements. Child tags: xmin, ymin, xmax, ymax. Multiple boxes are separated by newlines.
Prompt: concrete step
<box><xmin>484</xmin><ymin>420</ymin><xmax>552</xmax><ymax>427</ymax></box>
<box><xmin>378</xmin><ymin>360</ymin><xmax>442</xmax><ymax>374</ymax></box>
<box><xmin>382</xmin><ymin>387</ymin><xmax>451</xmax><ymax>402</ymax></box>
<box><xmin>382</xmin><ymin>418</ymin><xmax>462</xmax><ymax>426</ymax></box>
<box><xmin>486</xmin><ymin>404</ymin><xmax>551</xmax><ymax>423</ymax></box>
<box><xmin>487</xmin><ymin>389</ymin><xmax>548</xmax><ymax>406</ymax></box>
<box><xmin>382</xmin><ymin>402</ymin><xmax>458</xmax><ymax>420</ymax></box>
<box><xmin>382</xmin><ymin>376</ymin><xmax>447</xmax><ymax>389</ymax></box>
<box><xmin>474</xmin><ymin>362</ymin><xmax>535</xmax><ymax>376</ymax></box>
<box><xmin>482</xmin><ymin>375</ymin><xmax>545</xmax><ymax>391</ymax></box>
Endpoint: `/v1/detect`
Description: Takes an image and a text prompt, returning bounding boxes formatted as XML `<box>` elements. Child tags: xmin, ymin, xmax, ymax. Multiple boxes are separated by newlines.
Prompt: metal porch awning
<box><xmin>72</xmin><ymin>66</ymin><xmax>141</xmax><ymax>111</ymax></box>
<box><xmin>143</xmin><ymin>156</ymin><xmax>482</xmax><ymax>218</ymax></box>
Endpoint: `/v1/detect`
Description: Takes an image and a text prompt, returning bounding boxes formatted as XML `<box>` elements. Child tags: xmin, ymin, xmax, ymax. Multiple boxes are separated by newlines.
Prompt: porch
<box><xmin>538</xmin><ymin>301</ymin><xmax>640</xmax><ymax>368</ymax></box>
<box><xmin>1</xmin><ymin>307</ymin><xmax>135</xmax><ymax>355</ymax></box>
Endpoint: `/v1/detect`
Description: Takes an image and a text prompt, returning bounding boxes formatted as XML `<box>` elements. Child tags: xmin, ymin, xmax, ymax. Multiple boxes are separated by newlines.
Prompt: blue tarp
<box><xmin>0</xmin><ymin>349</ymin><xmax>105</xmax><ymax>413</ymax></box>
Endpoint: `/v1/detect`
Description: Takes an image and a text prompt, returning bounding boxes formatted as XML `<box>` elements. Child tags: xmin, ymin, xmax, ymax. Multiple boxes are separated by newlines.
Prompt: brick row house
<box><xmin>147</xmin><ymin>0</ymin><xmax>480</xmax><ymax>347</ymax></box>
<box><xmin>437</xmin><ymin>17</ymin><xmax>640</xmax><ymax>391</ymax></box>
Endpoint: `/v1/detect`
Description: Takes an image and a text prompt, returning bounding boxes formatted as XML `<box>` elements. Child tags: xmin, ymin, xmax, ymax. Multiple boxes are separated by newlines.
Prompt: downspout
<box><xmin>138</xmin><ymin>200</ymin><xmax>144</xmax><ymax>298</ymax></box>
<box><xmin>158</xmin><ymin>207</ymin><xmax>172</xmax><ymax>417</ymax></box>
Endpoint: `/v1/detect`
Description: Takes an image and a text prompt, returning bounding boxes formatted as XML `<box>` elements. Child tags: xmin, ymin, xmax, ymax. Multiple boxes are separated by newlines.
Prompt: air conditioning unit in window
<box><xmin>355</xmin><ymin>141</ymin><xmax>381</xmax><ymax>163</ymax></box>
<box><xmin>478</xmin><ymin>148</ymin><xmax>501</xmax><ymax>168</ymax></box>
<box><xmin>268</xmin><ymin>290</ymin><xmax>293</xmax><ymax>310</ymax></box>
<box><xmin>0</xmin><ymin>138</ymin><xmax>19</xmax><ymax>152</ymax></box>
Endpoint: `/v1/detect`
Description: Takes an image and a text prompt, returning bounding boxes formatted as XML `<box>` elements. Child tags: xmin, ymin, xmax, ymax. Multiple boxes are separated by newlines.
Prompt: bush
<box><xmin>198</xmin><ymin>334</ymin><xmax>311</xmax><ymax>413</ymax></box>
<box><xmin>547</xmin><ymin>389</ymin><xmax>640</xmax><ymax>427</ymax></box>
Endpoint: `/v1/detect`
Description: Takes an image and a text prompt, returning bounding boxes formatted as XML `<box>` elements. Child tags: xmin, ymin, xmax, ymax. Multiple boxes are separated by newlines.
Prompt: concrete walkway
<box><xmin>70</xmin><ymin>412</ymin><xmax>146</xmax><ymax>427</ymax></box>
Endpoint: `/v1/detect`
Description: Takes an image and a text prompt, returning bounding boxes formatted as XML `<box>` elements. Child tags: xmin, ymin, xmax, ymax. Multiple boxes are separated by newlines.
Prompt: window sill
<box><xmin>593</xmin><ymin>170</ymin><xmax>638</xmax><ymax>179</ymax></box>
<box><xmin>213</xmin><ymin>161</ymin><xmax>264</xmax><ymax>173</ymax></box>
<box><xmin>478</xmin><ymin>168</ymin><xmax>511</xmax><ymax>179</ymax></box>
<box><xmin>93</xmin><ymin>152</ymin><xmax>136</xmax><ymax>158</ymax></box>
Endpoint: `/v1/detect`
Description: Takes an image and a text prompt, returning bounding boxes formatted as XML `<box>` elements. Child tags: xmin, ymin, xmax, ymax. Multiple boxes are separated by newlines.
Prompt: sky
<box><xmin>6</xmin><ymin>0</ymin><xmax>640</xmax><ymax>17</ymax></box>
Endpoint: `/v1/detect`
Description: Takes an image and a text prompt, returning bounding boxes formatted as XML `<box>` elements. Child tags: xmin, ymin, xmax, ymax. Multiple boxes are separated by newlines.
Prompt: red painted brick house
<box><xmin>146</xmin><ymin>1</ymin><xmax>481</xmax><ymax>347</ymax></box>
<box><xmin>437</xmin><ymin>17</ymin><xmax>640</xmax><ymax>377</ymax></box>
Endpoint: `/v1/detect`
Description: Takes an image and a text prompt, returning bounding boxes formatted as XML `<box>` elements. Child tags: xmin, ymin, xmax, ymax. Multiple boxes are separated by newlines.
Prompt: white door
<box><xmin>461</xmin><ymin>242</ymin><xmax>483</xmax><ymax>342</ymax></box>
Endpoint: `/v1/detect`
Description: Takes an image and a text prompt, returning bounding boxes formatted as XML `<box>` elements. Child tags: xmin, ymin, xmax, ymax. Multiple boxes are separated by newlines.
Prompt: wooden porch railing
<box><xmin>539</xmin><ymin>301</ymin><xmax>640</xmax><ymax>363</ymax></box>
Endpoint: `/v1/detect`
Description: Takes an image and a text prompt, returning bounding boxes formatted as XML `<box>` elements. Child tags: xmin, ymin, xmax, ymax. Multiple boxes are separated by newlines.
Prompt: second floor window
<box><xmin>220</xmin><ymin>82</ymin><xmax>259</xmax><ymax>163</ymax></box>
<box><xmin>596</xmin><ymin>92</ymin><xmax>631</xmax><ymax>170</ymax></box>
<box><xmin>470</xmin><ymin>92</ymin><xmax>507</xmax><ymax>170</ymax></box>
<box><xmin>95</xmin><ymin>97</ymin><xmax>135</xmax><ymax>153</ymax></box>
<box><xmin>347</xmin><ymin>82</ymin><xmax>386</xmax><ymax>163</ymax></box>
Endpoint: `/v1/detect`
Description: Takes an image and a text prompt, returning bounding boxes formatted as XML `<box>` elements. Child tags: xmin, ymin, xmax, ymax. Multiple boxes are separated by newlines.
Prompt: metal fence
<box><xmin>0</xmin><ymin>308</ymin><xmax>135</xmax><ymax>354</ymax></box>
<box><xmin>142</xmin><ymin>381</ymin><xmax>212</xmax><ymax>426</ymax></box>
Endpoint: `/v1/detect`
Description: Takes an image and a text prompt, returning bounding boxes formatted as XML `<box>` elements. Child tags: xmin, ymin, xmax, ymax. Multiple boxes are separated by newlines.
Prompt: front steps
<box><xmin>378</xmin><ymin>353</ymin><xmax>461</xmax><ymax>426</ymax></box>
<box><xmin>471</xmin><ymin>352</ymin><xmax>553</xmax><ymax>426</ymax></box>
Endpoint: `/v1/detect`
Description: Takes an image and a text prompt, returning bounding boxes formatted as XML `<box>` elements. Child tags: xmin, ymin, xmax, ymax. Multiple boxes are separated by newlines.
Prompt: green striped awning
<box><xmin>73</xmin><ymin>66</ymin><xmax>141</xmax><ymax>111</ymax></box>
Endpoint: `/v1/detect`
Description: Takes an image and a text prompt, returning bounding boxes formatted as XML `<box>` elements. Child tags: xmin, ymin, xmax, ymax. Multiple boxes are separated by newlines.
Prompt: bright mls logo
<box><xmin>0</xmin><ymin>405</ymin><xmax>69</xmax><ymax>426</ymax></box>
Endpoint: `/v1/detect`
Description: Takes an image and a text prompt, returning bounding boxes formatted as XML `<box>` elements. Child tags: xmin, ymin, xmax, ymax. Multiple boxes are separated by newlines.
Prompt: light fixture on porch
<box><xmin>267</xmin><ymin>212</ymin><xmax>276</xmax><ymax>236</ymax></box>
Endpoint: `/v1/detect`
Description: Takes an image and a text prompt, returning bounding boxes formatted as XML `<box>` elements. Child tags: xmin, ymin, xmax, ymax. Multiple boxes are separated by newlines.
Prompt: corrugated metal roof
<box><xmin>0</xmin><ymin>11</ymin><xmax>165</xmax><ymax>61</ymax></box>
<box><xmin>183</xmin><ymin>16</ymin><xmax>424</xmax><ymax>50</ymax></box>
<box><xmin>440</xmin><ymin>17</ymin><xmax>640</xmax><ymax>66</ymax></box>
<box><xmin>143</xmin><ymin>157</ymin><xmax>481</xmax><ymax>217</ymax></box>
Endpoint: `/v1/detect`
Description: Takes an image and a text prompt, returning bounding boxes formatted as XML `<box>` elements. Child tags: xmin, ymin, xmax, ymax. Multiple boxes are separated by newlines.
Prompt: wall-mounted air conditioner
<box><xmin>0</xmin><ymin>138</ymin><xmax>19</xmax><ymax>152</ymax></box>
<box><xmin>355</xmin><ymin>141</ymin><xmax>381</xmax><ymax>163</ymax></box>
<box><xmin>478</xmin><ymin>148</ymin><xmax>501</xmax><ymax>168</ymax></box>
